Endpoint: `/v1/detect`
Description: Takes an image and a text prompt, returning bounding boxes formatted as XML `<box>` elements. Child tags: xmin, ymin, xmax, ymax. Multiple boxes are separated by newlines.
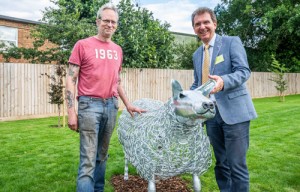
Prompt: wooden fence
<box><xmin>1</xmin><ymin>63</ymin><xmax>300</xmax><ymax>121</ymax></box>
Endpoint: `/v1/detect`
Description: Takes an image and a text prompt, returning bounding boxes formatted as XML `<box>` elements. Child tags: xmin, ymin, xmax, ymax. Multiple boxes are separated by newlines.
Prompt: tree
<box><xmin>6</xmin><ymin>0</ymin><xmax>175</xmax><ymax>68</ymax></box>
<box><xmin>215</xmin><ymin>0</ymin><xmax>300</xmax><ymax>72</ymax></box>
<box><xmin>29</xmin><ymin>0</ymin><xmax>108</xmax><ymax>63</ymax></box>
<box><xmin>42</xmin><ymin>63</ymin><xmax>66</xmax><ymax>127</ymax></box>
<box><xmin>1</xmin><ymin>1</ymin><xmax>177</xmax><ymax>66</ymax></box>
<box><xmin>269</xmin><ymin>55</ymin><xmax>289</xmax><ymax>102</ymax></box>
<box><xmin>114</xmin><ymin>0</ymin><xmax>175</xmax><ymax>68</ymax></box>
<box><xmin>173</xmin><ymin>40</ymin><xmax>201</xmax><ymax>69</ymax></box>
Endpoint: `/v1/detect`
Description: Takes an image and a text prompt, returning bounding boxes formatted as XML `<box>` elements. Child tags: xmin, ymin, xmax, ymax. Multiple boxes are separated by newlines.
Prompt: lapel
<box><xmin>211</xmin><ymin>34</ymin><xmax>222</xmax><ymax>74</ymax></box>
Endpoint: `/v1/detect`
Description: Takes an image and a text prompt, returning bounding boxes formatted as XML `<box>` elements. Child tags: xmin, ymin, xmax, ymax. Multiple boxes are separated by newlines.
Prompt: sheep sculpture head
<box><xmin>172</xmin><ymin>79</ymin><xmax>215</xmax><ymax>121</ymax></box>
<box><xmin>117</xmin><ymin>79</ymin><xmax>216</xmax><ymax>192</ymax></box>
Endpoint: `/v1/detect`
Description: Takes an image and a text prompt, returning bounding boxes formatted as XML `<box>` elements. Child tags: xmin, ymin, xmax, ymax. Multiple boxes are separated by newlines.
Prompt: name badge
<box><xmin>215</xmin><ymin>54</ymin><xmax>224</xmax><ymax>64</ymax></box>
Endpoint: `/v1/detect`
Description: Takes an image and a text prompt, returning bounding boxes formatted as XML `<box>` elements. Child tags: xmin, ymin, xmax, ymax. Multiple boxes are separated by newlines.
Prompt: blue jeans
<box><xmin>76</xmin><ymin>96</ymin><xmax>118</xmax><ymax>192</ymax></box>
<box><xmin>206</xmin><ymin>107</ymin><xmax>250</xmax><ymax>192</ymax></box>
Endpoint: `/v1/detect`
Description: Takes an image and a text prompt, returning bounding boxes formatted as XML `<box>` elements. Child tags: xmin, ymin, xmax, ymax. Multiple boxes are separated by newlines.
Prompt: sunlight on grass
<box><xmin>0</xmin><ymin>95</ymin><xmax>299</xmax><ymax>192</ymax></box>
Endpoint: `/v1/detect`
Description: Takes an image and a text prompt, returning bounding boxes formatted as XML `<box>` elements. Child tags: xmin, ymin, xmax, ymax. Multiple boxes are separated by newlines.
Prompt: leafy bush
<box><xmin>269</xmin><ymin>55</ymin><xmax>289</xmax><ymax>102</ymax></box>
<box><xmin>173</xmin><ymin>41</ymin><xmax>201</xmax><ymax>69</ymax></box>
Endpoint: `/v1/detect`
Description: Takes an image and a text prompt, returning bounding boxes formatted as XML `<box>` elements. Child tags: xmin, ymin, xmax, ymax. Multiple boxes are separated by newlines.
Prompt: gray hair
<box><xmin>191</xmin><ymin>7</ymin><xmax>217</xmax><ymax>27</ymax></box>
<box><xmin>96</xmin><ymin>3</ymin><xmax>119</xmax><ymax>21</ymax></box>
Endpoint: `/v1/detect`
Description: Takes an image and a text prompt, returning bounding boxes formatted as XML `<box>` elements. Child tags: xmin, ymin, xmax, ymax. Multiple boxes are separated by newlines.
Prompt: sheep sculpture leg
<box><xmin>124</xmin><ymin>157</ymin><xmax>129</xmax><ymax>180</ymax></box>
<box><xmin>148</xmin><ymin>177</ymin><xmax>156</xmax><ymax>192</ymax></box>
<box><xmin>123</xmin><ymin>154</ymin><xmax>156</xmax><ymax>192</ymax></box>
<box><xmin>147</xmin><ymin>174</ymin><xmax>200</xmax><ymax>192</ymax></box>
<box><xmin>193</xmin><ymin>174</ymin><xmax>201</xmax><ymax>192</ymax></box>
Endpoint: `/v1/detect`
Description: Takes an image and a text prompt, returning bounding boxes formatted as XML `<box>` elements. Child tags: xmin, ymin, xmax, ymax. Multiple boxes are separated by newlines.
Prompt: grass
<box><xmin>0</xmin><ymin>95</ymin><xmax>299</xmax><ymax>192</ymax></box>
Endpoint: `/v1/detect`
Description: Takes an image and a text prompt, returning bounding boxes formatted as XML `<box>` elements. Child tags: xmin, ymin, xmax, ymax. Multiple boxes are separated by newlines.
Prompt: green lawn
<box><xmin>0</xmin><ymin>95</ymin><xmax>299</xmax><ymax>192</ymax></box>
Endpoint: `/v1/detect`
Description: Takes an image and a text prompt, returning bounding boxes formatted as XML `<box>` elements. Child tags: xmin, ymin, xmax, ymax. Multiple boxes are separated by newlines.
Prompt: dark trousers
<box><xmin>206</xmin><ymin>107</ymin><xmax>250</xmax><ymax>192</ymax></box>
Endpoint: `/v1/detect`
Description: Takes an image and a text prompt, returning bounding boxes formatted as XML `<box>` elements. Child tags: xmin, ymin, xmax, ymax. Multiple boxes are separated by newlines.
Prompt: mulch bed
<box><xmin>111</xmin><ymin>175</ymin><xmax>192</xmax><ymax>192</ymax></box>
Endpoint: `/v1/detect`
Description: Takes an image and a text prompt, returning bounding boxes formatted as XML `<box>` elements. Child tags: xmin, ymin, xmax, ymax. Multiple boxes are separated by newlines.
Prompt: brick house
<box><xmin>0</xmin><ymin>15</ymin><xmax>37</xmax><ymax>63</ymax></box>
<box><xmin>0</xmin><ymin>15</ymin><xmax>56</xmax><ymax>63</ymax></box>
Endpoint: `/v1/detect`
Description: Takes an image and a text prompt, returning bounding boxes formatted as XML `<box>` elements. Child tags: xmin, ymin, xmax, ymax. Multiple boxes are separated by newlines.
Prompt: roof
<box><xmin>0</xmin><ymin>15</ymin><xmax>42</xmax><ymax>25</ymax></box>
<box><xmin>171</xmin><ymin>31</ymin><xmax>196</xmax><ymax>37</ymax></box>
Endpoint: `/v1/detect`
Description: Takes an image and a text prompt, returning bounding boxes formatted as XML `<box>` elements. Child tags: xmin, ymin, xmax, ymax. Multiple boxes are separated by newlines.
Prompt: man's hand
<box><xmin>126</xmin><ymin>104</ymin><xmax>147</xmax><ymax>118</ymax></box>
<box><xmin>208</xmin><ymin>75</ymin><xmax>224</xmax><ymax>94</ymax></box>
<box><xmin>68</xmin><ymin>111</ymin><xmax>78</xmax><ymax>132</ymax></box>
<box><xmin>65</xmin><ymin>63</ymin><xmax>80</xmax><ymax>132</ymax></box>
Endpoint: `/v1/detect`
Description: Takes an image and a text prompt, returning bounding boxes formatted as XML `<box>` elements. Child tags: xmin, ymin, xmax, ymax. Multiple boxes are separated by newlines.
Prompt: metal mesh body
<box><xmin>118</xmin><ymin>98</ymin><xmax>212</xmax><ymax>181</ymax></box>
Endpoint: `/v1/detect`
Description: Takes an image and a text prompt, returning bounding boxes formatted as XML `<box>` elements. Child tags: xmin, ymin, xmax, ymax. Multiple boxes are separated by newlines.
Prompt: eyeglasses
<box><xmin>100</xmin><ymin>19</ymin><xmax>117</xmax><ymax>25</ymax></box>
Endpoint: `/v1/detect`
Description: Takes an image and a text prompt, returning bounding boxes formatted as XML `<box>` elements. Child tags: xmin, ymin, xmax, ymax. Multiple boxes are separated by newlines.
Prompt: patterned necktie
<box><xmin>202</xmin><ymin>44</ymin><xmax>210</xmax><ymax>84</ymax></box>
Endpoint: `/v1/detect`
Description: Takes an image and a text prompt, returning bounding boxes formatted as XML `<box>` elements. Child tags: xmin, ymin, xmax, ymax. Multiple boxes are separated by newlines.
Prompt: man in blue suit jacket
<box><xmin>190</xmin><ymin>7</ymin><xmax>257</xmax><ymax>192</ymax></box>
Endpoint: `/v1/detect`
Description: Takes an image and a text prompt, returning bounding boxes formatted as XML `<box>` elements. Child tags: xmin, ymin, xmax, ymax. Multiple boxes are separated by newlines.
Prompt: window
<box><xmin>0</xmin><ymin>26</ymin><xmax>18</xmax><ymax>48</ymax></box>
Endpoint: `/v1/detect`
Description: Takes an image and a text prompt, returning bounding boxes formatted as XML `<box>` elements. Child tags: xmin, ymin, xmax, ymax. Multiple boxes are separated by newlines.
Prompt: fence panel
<box><xmin>0</xmin><ymin>63</ymin><xmax>59</xmax><ymax>120</ymax></box>
<box><xmin>0</xmin><ymin>63</ymin><xmax>299</xmax><ymax>121</ymax></box>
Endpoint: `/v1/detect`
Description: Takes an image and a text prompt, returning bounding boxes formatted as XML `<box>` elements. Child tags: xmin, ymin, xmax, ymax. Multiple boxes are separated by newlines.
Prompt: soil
<box><xmin>111</xmin><ymin>175</ymin><xmax>192</xmax><ymax>192</ymax></box>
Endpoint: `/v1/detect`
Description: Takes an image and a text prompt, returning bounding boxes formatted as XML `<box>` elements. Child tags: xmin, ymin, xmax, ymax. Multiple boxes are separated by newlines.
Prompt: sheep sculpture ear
<box><xmin>195</xmin><ymin>79</ymin><xmax>217</xmax><ymax>97</ymax></box>
<box><xmin>171</xmin><ymin>79</ymin><xmax>183</xmax><ymax>99</ymax></box>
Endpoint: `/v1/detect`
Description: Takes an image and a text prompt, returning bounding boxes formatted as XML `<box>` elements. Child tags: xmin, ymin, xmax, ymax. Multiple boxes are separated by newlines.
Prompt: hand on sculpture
<box><xmin>208</xmin><ymin>75</ymin><xmax>224</xmax><ymax>94</ymax></box>
<box><xmin>126</xmin><ymin>104</ymin><xmax>147</xmax><ymax>117</ymax></box>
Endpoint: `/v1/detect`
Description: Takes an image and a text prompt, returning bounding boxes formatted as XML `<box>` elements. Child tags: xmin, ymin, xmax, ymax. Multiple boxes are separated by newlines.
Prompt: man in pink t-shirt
<box><xmin>65</xmin><ymin>3</ymin><xmax>145</xmax><ymax>192</ymax></box>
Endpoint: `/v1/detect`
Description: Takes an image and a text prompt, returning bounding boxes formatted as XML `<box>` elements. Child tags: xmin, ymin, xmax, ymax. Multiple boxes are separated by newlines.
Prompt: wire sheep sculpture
<box><xmin>117</xmin><ymin>79</ymin><xmax>216</xmax><ymax>192</ymax></box>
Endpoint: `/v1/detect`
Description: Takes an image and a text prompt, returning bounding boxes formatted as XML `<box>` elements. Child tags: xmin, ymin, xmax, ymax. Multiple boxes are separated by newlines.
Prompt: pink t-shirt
<box><xmin>69</xmin><ymin>36</ymin><xmax>123</xmax><ymax>99</ymax></box>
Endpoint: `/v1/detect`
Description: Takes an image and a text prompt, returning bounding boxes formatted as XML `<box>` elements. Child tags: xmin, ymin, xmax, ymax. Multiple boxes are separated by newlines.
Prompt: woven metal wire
<box><xmin>117</xmin><ymin>98</ymin><xmax>212</xmax><ymax>181</ymax></box>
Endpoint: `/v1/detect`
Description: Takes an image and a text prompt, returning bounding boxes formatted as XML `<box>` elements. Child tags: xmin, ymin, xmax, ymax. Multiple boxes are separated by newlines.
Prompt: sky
<box><xmin>0</xmin><ymin>0</ymin><xmax>221</xmax><ymax>34</ymax></box>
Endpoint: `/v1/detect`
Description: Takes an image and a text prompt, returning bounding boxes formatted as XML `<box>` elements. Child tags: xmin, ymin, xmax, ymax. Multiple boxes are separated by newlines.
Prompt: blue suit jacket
<box><xmin>191</xmin><ymin>34</ymin><xmax>257</xmax><ymax>125</ymax></box>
